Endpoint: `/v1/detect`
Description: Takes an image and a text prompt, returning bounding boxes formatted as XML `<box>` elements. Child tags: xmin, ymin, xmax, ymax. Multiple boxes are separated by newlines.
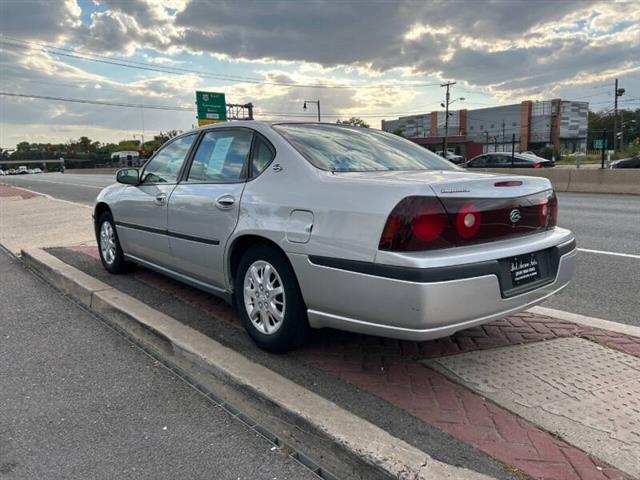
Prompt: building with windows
<box><xmin>381</xmin><ymin>99</ymin><xmax>589</xmax><ymax>159</ymax></box>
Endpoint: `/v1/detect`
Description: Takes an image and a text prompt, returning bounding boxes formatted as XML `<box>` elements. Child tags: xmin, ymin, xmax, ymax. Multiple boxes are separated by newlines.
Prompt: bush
<box><xmin>622</xmin><ymin>143</ymin><xmax>640</xmax><ymax>158</ymax></box>
<box><xmin>533</xmin><ymin>147</ymin><xmax>562</xmax><ymax>162</ymax></box>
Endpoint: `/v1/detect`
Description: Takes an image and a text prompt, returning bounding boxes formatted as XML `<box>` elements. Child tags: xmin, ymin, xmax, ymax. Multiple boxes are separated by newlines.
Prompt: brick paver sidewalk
<box><xmin>63</xmin><ymin>246</ymin><xmax>639</xmax><ymax>479</ymax></box>
<box><xmin>0</xmin><ymin>184</ymin><xmax>41</xmax><ymax>199</ymax></box>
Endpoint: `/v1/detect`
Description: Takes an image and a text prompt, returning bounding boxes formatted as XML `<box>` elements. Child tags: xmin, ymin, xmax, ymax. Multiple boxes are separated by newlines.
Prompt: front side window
<box><xmin>142</xmin><ymin>134</ymin><xmax>196</xmax><ymax>183</ymax></box>
<box><xmin>273</xmin><ymin>124</ymin><xmax>455</xmax><ymax>172</ymax></box>
<box><xmin>187</xmin><ymin>129</ymin><xmax>253</xmax><ymax>183</ymax></box>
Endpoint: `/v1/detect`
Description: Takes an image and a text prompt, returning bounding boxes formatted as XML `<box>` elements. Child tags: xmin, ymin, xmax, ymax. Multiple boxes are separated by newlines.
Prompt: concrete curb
<box><xmin>21</xmin><ymin>247</ymin><xmax>494</xmax><ymax>480</ymax></box>
<box><xmin>530</xmin><ymin>306</ymin><xmax>640</xmax><ymax>338</ymax></box>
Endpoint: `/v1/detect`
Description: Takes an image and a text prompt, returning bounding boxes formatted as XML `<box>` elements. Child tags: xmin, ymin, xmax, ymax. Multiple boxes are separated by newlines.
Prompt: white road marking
<box><xmin>7</xmin><ymin>177</ymin><xmax>104</xmax><ymax>189</ymax></box>
<box><xmin>578</xmin><ymin>247</ymin><xmax>640</xmax><ymax>260</ymax></box>
<box><xmin>0</xmin><ymin>183</ymin><xmax>92</xmax><ymax>209</ymax></box>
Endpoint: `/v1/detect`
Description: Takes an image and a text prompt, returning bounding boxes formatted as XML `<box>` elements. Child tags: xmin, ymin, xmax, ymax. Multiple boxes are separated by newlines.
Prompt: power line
<box><xmin>1</xmin><ymin>36</ymin><xmax>443</xmax><ymax>91</ymax></box>
<box><xmin>0</xmin><ymin>92</ymin><xmax>193</xmax><ymax>112</ymax></box>
<box><xmin>6</xmin><ymin>90</ymin><xmax>630</xmax><ymax>124</ymax></box>
<box><xmin>0</xmin><ymin>90</ymin><xmax>448</xmax><ymax>118</ymax></box>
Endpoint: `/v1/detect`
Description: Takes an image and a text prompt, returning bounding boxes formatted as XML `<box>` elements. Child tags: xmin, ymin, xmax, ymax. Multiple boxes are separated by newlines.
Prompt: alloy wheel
<box><xmin>243</xmin><ymin>260</ymin><xmax>286</xmax><ymax>335</ymax></box>
<box><xmin>99</xmin><ymin>221</ymin><xmax>116</xmax><ymax>265</ymax></box>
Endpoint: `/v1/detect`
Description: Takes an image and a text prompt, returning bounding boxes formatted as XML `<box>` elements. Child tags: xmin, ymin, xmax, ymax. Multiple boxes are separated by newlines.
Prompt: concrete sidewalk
<box><xmin>0</xmin><ymin>184</ymin><xmax>94</xmax><ymax>254</ymax></box>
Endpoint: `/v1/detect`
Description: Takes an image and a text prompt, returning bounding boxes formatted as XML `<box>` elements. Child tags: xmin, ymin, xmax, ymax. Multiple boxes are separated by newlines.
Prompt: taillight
<box><xmin>379</xmin><ymin>196</ymin><xmax>455</xmax><ymax>251</ymax></box>
<box><xmin>547</xmin><ymin>191</ymin><xmax>558</xmax><ymax>227</ymax></box>
<box><xmin>533</xmin><ymin>162</ymin><xmax>542</xmax><ymax>168</ymax></box>
<box><xmin>412</xmin><ymin>208</ymin><xmax>446</xmax><ymax>241</ymax></box>
<box><xmin>538</xmin><ymin>199</ymin><xmax>550</xmax><ymax>226</ymax></box>
<box><xmin>380</xmin><ymin>190</ymin><xmax>557</xmax><ymax>252</ymax></box>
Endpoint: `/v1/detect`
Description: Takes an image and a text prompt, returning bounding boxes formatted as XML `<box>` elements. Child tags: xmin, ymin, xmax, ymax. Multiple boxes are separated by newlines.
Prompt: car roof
<box><xmin>193</xmin><ymin>120</ymin><xmax>382</xmax><ymax>134</ymax></box>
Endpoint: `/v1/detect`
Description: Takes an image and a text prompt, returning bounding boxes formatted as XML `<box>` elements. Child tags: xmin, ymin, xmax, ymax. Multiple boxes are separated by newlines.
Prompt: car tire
<box><xmin>235</xmin><ymin>244</ymin><xmax>309</xmax><ymax>353</ymax></box>
<box><xmin>97</xmin><ymin>211</ymin><xmax>128</xmax><ymax>274</ymax></box>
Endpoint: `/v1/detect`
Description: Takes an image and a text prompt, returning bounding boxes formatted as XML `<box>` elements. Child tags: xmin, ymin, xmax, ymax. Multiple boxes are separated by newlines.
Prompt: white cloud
<box><xmin>1</xmin><ymin>0</ymin><xmax>639</xmax><ymax>145</ymax></box>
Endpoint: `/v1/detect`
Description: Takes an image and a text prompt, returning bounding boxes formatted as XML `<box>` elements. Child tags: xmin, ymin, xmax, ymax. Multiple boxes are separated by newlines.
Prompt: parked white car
<box><xmin>94</xmin><ymin>122</ymin><xmax>576</xmax><ymax>352</ymax></box>
<box><xmin>436</xmin><ymin>150</ymin><xmax>465</xmax><ymax>164</ymax></box>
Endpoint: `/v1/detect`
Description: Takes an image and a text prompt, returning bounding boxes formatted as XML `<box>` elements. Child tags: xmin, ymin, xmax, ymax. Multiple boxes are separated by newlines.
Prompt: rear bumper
<box><xmin>288</xmin><ymin>234</ymin><xmax>577</xmax><ymax>341</ymax></box>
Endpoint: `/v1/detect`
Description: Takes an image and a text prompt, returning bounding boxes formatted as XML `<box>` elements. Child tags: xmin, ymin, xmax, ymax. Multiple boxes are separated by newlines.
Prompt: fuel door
<box><xmin>286</xmin><ymin>210</ymin><xmax>314</xmax><ymax>244</ymax></box>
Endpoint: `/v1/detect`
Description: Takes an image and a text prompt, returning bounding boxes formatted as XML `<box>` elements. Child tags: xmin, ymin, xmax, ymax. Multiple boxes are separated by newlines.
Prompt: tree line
<box><xmin>2</xmin><ymin>130</ymin><xmax>181</xmax><ymax>163</ymax></box>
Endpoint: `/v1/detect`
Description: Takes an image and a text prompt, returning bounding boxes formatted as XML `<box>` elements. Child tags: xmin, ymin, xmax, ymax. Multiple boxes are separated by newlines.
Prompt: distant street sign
<box><xmin>195</xmin><ymin>91</ymin><xmax>226</xmax><ymax>126</ymax></box>
<box><xmin>593</xmin><ymin>139</ymin><xmax>608</xmax><ymax>149</ymax></box>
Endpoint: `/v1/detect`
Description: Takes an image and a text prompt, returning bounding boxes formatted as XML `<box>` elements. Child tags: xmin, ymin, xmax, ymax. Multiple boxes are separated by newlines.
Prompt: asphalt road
<box><xmin>1</xmin><ymin>172</ymin><xmax>112</xmax><ymax>205</ymax></box>
<box><xmin>0</xmin><ymin>248</ymin><xmax>317</xmax><ymax>480</ymax></box>
<box><xmin>2</xmin><ymin>173</ymin><xmax>639</xmax><ymax>326</ymax></box>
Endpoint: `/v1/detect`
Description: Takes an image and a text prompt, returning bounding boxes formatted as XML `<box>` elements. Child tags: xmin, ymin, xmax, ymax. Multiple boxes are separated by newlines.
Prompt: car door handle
<box><xmin>155</xmin><ymin>193</ymin><xmax>167</xmax><ymax>205</ymax></box>
<box><xmin>215</xmin><ymin>195</ymin><xmax>235</xmax><ymax>210</ymax></box>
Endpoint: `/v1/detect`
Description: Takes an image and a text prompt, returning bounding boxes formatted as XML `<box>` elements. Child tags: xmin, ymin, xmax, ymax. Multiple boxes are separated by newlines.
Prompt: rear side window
<box><xmin>142</xmin><ymin>134</ymin><xmax>196</xmax><ymax>184</ymax></box>
<box><xmin>251</xmin><ymin>135</ymin><xmax>275</xmax><ymax>177</ymax></box>
<box><xmin>187</xmin><ymin>129</ymin><xmax>253</xmax><ymax>183</ymax></box>
<box><xmin>273</xmin><ymin>124</ymin><xmax>454</xmax><ymax>172</ymax></box>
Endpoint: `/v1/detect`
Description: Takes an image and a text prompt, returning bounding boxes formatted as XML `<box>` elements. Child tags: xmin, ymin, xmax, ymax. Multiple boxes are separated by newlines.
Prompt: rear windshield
<box><xmin>272</xmin><ymin>123</ymin><xmax>456</xmax><ymax>172</ymax></box>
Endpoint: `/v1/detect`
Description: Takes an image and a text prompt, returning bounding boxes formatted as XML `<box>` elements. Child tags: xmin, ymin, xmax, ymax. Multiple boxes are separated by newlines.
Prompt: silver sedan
<box><xmin>94</xmin><ymin>122</ymin><xmax>576</xmax><ymax>352</ymax></box>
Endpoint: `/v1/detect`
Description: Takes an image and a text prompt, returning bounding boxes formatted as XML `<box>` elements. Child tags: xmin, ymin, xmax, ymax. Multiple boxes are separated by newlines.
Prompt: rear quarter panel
<box><xmin>228</xmin><ymin>130</ymin><xmax>430</xmax><ymax>282</ymax></box>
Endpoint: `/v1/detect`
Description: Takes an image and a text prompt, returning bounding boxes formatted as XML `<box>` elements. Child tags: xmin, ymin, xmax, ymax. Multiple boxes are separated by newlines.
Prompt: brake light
<box><xmin>412</xmin><ymin>208</ymin><xmax>446</xmax><ymax>241</ymax></box>
<box><xmin>380</xmin><ymin>190</ymin><xmax>557</xmax><ymax>252</ymax></box>
<box><xmin>379</xmin><ymin>197</ymin><xmax>455</xmax><ymax>251</ymax></box>
<box><xmin>533</xmin><ymin>162</ymin><xmax>542</xmax><ymax>168</ymax></box>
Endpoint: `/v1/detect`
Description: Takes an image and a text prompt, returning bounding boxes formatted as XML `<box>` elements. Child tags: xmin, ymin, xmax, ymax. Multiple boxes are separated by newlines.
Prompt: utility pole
<box><xmin>485</xmin><ymin>131</ymin><xmax>489</xmax><ymax>153</ymax></box>
<box><xmin>502</xmin><ymin>121</ymin><xmax>506</xmax><ymax>152</ymax></box>
<box><xmin>511</xmin><ymin>133</ymin><xmax>516</xmax><ymax>167</ymax></box>
<box><xmin>614</xmin><ymin>80</ymin><xmax>625</xmax><ymax>152</ymax></box>
<box><xmin>614</xmin><ymin>79</ymin><xmax>619</xmax><ymax>152</ymax></box>
<box><xmin>440</xmin><ymin>81</ymin><xmax>456</xmax><ymax>156</ymax></box>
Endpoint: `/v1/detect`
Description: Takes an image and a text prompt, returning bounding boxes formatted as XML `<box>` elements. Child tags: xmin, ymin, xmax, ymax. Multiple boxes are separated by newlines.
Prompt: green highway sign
<box><xmin>196</xmin><ymin>91</ymin><xmax>226</xmax><ymax>126</ymax></box>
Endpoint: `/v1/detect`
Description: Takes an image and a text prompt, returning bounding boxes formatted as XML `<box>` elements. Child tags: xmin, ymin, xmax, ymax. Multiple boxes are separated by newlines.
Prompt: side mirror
<box><xmin>116</xmin><ymin>168</ymin><xmax>139</xmax><ymax>185</ymax></box>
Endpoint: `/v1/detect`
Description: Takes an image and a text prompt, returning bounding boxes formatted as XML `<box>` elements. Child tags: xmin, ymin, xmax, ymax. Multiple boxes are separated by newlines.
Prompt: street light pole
<box><xmin>303</xmin><ymin>100</ymin><xmax>321</xmax><ymax>122</ymax></box>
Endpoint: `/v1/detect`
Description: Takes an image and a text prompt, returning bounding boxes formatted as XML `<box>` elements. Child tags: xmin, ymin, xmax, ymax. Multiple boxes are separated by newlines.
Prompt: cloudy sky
<box><xmin>1</xmin><ymin>0</ymin><xmax>639</xmax><ymax>147</ymax></box>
